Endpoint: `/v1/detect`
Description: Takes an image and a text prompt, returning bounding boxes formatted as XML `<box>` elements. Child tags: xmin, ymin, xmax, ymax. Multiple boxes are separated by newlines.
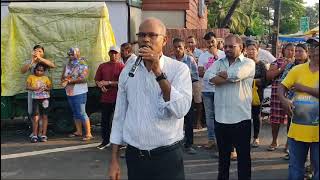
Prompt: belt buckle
<box><xmin>139</xmin><ymin>150</ymin><xmax>144</xmax><ymax>157</ymax></box>
<box><xmin>139</xmin><ymin>150</ymin><xmax>151</xmax><ymax>158</ymax></box>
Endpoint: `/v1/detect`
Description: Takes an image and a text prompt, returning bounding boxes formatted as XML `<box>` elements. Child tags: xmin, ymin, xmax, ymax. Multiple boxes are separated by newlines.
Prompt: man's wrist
<box><xmin>153</xmin><ymin>70</ymin><xmax>162</xmax><ymax>77</ymax></box>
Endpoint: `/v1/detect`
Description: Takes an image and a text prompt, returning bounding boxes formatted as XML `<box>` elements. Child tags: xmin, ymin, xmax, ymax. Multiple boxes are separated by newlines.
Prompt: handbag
<box><xmin>252</xmin><ymin>80</ymin><xmax>261</xmax><ymax>106</ymax></box>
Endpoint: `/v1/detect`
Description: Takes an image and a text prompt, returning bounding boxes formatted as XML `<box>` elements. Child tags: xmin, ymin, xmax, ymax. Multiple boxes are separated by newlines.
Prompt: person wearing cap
<box><xmin>278</xmin><ymin>37</ymin><xmax>319</xmax><ymax>180</ymax></box>
<box><xmin>245</xmin><ymin>39</ymin><xmax>268</xmax><ymax>148</ymax></box>
<box><xmin>95</xmin><ymin>46</ymin><xmax>125</xmax><ymax>149</ymax></box>
<box><xmin>120</xmin><ymin>43</ymin><xmax>137</xmax><ymax>65</ymax></box>
<box><xmin>61</xmin><ymin>47</ymin><xmax>93</xmax><ymax>141</ymax></box>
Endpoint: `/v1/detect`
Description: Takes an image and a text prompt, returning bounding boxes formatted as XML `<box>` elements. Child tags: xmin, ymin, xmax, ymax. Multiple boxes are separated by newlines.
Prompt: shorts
<box><xmin>67</xmin><ymin>93</ymin><xmax>89</xmax><ymax>122</ymax></box>
<box><xmin>32</xmin><ymin>99</ymin><xmax>49</xmax><ymax>116</ymax></box>
<box><xmin>192</xmin><ymin>81</ymin><xmax>202</xmax><ymax>103</ymax></box>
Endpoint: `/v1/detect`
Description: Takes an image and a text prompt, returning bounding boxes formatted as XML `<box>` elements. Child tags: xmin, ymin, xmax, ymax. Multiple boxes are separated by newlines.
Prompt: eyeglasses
<box><xmin>224</xmin><ymin>45</ymin><xmax>238</xmax><ymax>49</ymax></box>
<box><xmin>136</xmin><ymin>32</ymin><xmax>165</xmax><ymax>39</ymax></box>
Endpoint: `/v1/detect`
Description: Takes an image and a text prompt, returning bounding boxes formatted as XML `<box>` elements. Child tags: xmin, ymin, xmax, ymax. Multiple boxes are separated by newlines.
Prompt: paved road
<box><xmin>1</xmin><ymin>120</ymin><xmax>290</xmax><ymax>179</ymax></box>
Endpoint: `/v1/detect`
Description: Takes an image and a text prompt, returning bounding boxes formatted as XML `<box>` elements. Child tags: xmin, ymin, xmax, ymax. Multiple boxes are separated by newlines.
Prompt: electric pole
<box><xmin>272</xmin><ymin>0</ymin><xmax>281</xmax><ymax>57</ymax></box>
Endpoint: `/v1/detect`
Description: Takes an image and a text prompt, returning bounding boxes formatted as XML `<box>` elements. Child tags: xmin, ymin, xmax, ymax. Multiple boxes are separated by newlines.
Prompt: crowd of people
<box><xmin>20</xmin><ymin>18</ymin><xmax>318</xmax><ymax>180</ymax></box>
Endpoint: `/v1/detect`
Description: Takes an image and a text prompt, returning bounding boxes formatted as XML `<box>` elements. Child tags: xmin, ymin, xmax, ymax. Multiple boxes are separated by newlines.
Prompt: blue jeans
<box><xmin>288</xmin><ymin>138</ymin><xmax>319</xmax><ymax>180</ymax></box>
<box><xmin>67</xmin><ymin>93</ymin><xmax>89</xmax><ymax>122</ymax></box>
<box><xmin>202</xmin><ymin>92</ymin><xmax>215</xmax><ymax>140</ymax></box>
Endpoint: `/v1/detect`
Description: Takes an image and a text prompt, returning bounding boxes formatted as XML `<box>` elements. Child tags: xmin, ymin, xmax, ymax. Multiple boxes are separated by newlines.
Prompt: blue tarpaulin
<box><xmin>279</xmin><ymin>37</ymin><xmax>306</xmax><ymax>43</ymax></box>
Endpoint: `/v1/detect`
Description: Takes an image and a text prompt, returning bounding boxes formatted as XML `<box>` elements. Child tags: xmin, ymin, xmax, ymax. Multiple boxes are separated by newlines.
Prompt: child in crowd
<box><xmin>26</xmin><ymin>63</ymin><xmax>52</xmax><ymax>143</ymax></box>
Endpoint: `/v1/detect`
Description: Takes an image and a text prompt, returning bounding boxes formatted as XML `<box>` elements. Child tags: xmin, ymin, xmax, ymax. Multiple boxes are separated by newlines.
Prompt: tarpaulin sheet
<box><xmin>1</xmin><ymin>2</ymin><xmax>116</xmax><ymax>96</ymax></box>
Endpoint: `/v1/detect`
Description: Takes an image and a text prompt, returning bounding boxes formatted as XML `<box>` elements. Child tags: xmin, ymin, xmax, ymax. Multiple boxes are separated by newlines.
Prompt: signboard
<box><xmin>300</xmin><ymin>17</ymin><xmax>310</xmax><ymax>33</ymax></box>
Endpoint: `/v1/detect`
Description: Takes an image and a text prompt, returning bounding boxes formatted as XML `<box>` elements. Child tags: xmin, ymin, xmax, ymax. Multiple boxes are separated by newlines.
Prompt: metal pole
<box><xmin>272</xmin><ymin>0</ymin><xmax>281</xmax><ymax>57</ymax></box>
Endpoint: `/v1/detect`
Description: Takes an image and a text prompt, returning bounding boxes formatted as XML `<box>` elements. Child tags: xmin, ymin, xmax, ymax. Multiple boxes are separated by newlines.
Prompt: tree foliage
<box><xmin>305</xmin><ymin>3</ymin><xmax>319</xmax><ymax>29</ymax></box>
<box><xmin>207</xmin><ymin>0</ymin><xmax>314</xmax><ymax>36</ymax></box>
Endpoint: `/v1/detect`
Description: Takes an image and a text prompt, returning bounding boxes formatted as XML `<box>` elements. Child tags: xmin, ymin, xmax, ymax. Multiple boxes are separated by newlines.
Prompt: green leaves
<box><xmin>207</xmin><ymin>0</ymin><xmax>313</xmax><ymax>36</ymax></box>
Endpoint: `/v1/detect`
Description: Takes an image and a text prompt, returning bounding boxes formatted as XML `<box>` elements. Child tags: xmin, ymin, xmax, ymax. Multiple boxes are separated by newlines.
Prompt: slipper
<box><xmin>267</xmin><ymin>144</ymin><xmax>278</xmax><ymax>151</ymax></box>
<box><xmin>68</xmin><ymin>133</ymin><xmax>82</xmax><ymax>138</ymax></box>
<box><xmin>82</xmin><ymin>136</ymin><xmax>94</xmax><ymax>141</ymax></box>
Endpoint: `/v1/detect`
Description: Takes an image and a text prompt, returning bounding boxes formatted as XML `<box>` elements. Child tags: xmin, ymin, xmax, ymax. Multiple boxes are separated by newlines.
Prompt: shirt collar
<box><xmin>172</xmin><ymin>54</ymin><xmax>187</xmax><ymax>62</ymax></box>
<box><xmin>237</xmin><ymin>53</ymin><xmax>245</xmax><ymax>62</ymax></box>
<box><xmin>141</xmin><ymin>53</ymin><xmax>165</xmax><ymax>70</ymax></box>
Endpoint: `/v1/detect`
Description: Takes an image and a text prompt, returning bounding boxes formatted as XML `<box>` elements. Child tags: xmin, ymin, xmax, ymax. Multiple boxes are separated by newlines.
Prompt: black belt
<box><xmin>127</xmin><ymin>141</ymin><xmax>182</xmax><ymax>158</ymax></box>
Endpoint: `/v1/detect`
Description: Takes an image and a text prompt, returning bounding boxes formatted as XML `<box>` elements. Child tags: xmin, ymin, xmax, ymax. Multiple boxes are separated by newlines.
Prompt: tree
<box><xmin>279</xmin><ymin>0</ymin><xmax>306</xmax><ymax>34</ymax></box>
<box><xmin>207</xmin><ymin>0</ymin><xmax>251</xmax><ymax>34</ymax></box>
<box><xmin>220</xmin><ymin>0</ymin><xmax>241</xmax><ymax>28</ymax></box>
<box><xmin>305</xmin><ymin>3</ymin><xmax>319</xmax><ymax>29</ymax></box>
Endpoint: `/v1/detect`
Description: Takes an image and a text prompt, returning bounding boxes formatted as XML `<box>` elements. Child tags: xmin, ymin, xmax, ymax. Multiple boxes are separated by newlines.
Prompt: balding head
<box><xmin>140</xmin><ymin>18</ymin><xmax>166</xmax><ymax>35</ymax></box>
<box><xmin>137</xmin><ymin>17</ymin><xmax>168</xmax><ymax>54</ymax></box>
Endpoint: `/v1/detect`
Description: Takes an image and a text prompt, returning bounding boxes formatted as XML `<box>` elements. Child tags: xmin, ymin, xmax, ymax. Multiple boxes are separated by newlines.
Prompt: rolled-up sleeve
<box><xmin>227</xmin><ymin>60</ymin><xmax>255</xmax><ymax>82</ymax></box>
<box><xmin>109</xmin><ymin>70</ymin><xmax>128</xmax><ymax>145</ymax></box>
<box><xmin>157</xmin><ymin>63</ymin><xmax>193</xmax><ymax>119</ymax></box>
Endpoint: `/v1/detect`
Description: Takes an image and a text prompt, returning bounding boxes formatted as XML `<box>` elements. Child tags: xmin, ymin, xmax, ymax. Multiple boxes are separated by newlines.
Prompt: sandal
<box><xmin>267</xmin><ymin>144</ymin><xmax>278</xmax><ymax>151</ymax></box>
<box><xmin>251</xmin><ymin>139</ymin><xmax>260</xmax><ymax>148</ymax></box>
<box><xmin>40</xmin><ymin>135</ymin><xmax>48</xmax><ymax>142</ymax></box>
<box><xmin>68</xmin><ymin>133</ymin><xmax>82</xmax><ymax>138</ymax></box>
<box><xmin>30</xmin><ymin>136</ymin><xmax>38</xmax><ymax>143</ymax></box>
<box><xmin>82</xmin><ymin>136</ymin><xmax>94</xmax><ymax>141</ymax></box>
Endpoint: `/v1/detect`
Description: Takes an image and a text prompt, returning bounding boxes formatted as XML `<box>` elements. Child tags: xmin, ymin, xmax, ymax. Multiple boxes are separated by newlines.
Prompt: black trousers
<box><xmin>252</xmin><ymin>106</ymin><xmax>261</xmax><ymax>139</ymax></box>
<box><xmin>100</xmin><ymin>102</ymin><xmax>115</xmax><ymax>144</ymax></box>
<box><xmin>125</xmin><ymin>144</ymin><xmax>185</xmax><ymax>180</ymax></box>
<box><xmin>215</xmin><ymin>120</ymin><xmax>252</xmax><ymax>180</ymax></box>
<box><xmin>184</xmin><ymin>103</ymin><xmax>194</xmax><ymax>148</ymax></box>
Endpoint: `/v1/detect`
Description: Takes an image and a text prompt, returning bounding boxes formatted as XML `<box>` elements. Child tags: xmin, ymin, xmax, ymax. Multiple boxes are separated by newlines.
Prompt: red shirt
<box><xmin>94</xmin><ymin>61</ymin><xmax>125</xmax><ymax>103</ymax></box>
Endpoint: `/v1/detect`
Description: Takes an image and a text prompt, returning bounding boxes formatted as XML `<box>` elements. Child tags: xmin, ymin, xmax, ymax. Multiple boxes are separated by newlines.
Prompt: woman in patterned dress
<box><xmin>61</xmin><ymin>47</ymin><xmax>93</xmax><ymax>141</ymax></box>
<box><xmin>266</xmin><ymin>43</ymin><xmax>295</xmax><ymax>151</ymax></box>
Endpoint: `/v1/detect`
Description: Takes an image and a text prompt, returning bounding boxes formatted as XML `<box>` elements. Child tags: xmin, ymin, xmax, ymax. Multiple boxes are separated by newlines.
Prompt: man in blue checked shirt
<box><xmin>172</xmin><ymin>37</ymin><xmax>200</xmax><ymax>155</ymax></box>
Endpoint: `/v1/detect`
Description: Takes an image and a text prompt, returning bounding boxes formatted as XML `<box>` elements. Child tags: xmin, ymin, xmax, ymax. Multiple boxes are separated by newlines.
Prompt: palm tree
<box><xmin>220</xmin><ymin>0</ymin><xmax>241</xmax><ymax>28</ymax></box>
<box><xmin>208</xmin><ymin>0</ymin><xmax>251</xmax><ymax>34</ymax></box>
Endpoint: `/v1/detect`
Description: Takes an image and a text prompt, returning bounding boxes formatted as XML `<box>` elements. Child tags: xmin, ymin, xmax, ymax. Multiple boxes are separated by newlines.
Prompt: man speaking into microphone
<box><xmin>108</xmin><ymin>18</ymin><xmax>192</xmax><ymax>180</ymax></box>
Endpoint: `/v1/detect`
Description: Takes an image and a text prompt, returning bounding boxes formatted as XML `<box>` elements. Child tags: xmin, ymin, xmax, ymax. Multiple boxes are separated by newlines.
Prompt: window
<box><xmin>198</xmin><ymin>0</ymin><xmax>205</xmax><ymax>18</ymax></box>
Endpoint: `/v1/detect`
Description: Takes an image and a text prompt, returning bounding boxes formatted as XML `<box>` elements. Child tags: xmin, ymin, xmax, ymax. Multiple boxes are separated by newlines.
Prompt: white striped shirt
<box><xmin>204</xmin><ymin>54</ymin><xmax>255</xmax><ymax>124</ymax></box>
<box><xmin>110</xmin><ymin>55</ymin><xmax>193</xmax><ymax>150</ymax></box>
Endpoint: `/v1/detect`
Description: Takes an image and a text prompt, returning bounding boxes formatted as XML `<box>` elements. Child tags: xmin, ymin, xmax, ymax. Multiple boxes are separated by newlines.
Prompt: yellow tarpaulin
<box><xmin>305</xmin><ymin>26</ymin><xmax>319</xmax><ymax>36</ymax></box>
<box><xmin>1</xmin><ymin>2</ymin><xmax>116</xmax><ymax>96</ymax></box>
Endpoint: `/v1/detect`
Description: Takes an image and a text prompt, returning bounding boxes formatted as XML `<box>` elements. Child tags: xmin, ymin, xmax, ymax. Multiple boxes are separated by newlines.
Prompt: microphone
<box><xmin>128</xmin><ymin>56</ymin><xmax>142</xmax><ymax>77</ymax></box>
<box><xmin>128</xmin><ymin>45</ymin><xmax>148</xmax><ymax>77</ymax></box>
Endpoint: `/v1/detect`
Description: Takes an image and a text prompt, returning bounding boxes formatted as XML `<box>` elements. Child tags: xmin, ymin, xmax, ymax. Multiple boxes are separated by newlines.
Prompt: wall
<box><xmin>186</xmin><ymin>0</ymin><xmax>207</xmax><ymax>29</ymax></box>
<box><xmin>105</xmin><ymin>1</ymin><xmax>128</xmax><ymax>45</ymax></box>
<box><xmin>142</xmin><ymin>0</ymin><xmax>189</xmax><ymax>10</ymax></box>
<box><xmin>142</xmin><ymin>11</ymin><xmax>185</xmax><ymax>29</ymax></box>
<box><xmin>129</xmin><ymin>6</ymin><xmax>142</xmax><ymax>43</ymax></box>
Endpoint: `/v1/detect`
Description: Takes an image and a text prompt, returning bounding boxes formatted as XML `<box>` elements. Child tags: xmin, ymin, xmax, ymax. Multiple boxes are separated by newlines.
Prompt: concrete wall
<box><xmin>142</xmin><ymin>11</ymin><xmax>185</xmax><ymax>29</ymax></box>
<box><xmin>129</xmin><ymin>6</ymin><xmax>142</xmax><ymax>43</ymax></box>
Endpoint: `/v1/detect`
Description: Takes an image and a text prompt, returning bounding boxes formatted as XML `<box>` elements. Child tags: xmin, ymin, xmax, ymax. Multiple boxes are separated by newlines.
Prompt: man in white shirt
<box><xmin>120</xmin><ymin>42</ymin><xmax>137</xmax><ymax>65</ymax></box>
<box><xmin>204</xmin><ymin>34</ymin><xmax>255</xmax><ymax>180</ymax></box>
<box><xmin>198</xmin><ymin>32</ymin><xmax>225</xmax><ymax>149</ymax></box>
<box><xmin>258</xmin><ymin>46</ymin><xmax>276</xmax><ymax>68</ymax></box>
<box><xmin>108</xmin><ymin>18</ymin><xmax>192</xmax><ymax>180</ymax></box>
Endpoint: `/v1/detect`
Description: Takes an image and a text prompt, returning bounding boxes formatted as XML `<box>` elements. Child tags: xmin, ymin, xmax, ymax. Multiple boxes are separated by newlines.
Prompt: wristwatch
<box><xmin>156</xmin><ymin>72</ymin><xmax>167</xmax><ymax>82</ymax></box>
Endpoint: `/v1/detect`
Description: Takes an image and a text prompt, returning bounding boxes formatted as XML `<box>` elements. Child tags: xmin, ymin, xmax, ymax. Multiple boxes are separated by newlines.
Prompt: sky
<box><xmin>304</xmin><ymin>0</ymin><xmax>317</xmax><ymax>7</ymax></box>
